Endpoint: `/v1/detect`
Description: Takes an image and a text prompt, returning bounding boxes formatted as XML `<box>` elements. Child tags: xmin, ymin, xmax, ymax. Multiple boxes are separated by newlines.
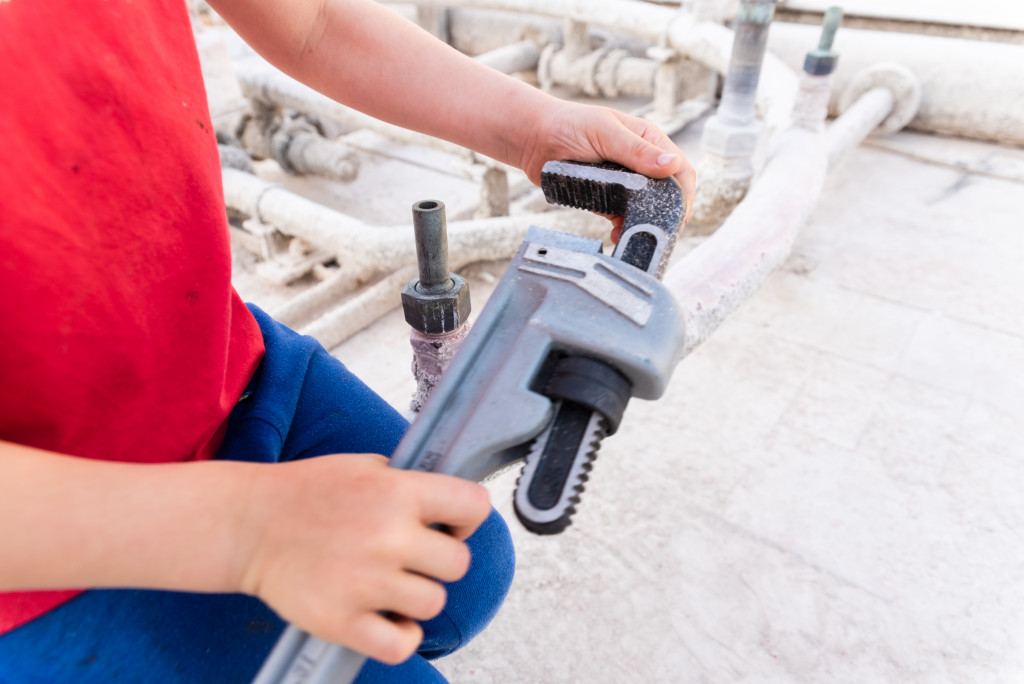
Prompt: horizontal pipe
<box><xmin>235</xmin><ymin>62</ymin><xmax>511</xmax><ymax>173</ymax></box>
<box><xmin>475</xmin><ymin>40</ymin><xmax>541</xmax><ymax>73</ymax></box>
<box><xmin>300</xmin><ymin>266</ymin><xmax>418</xmax><ymax>350</ymax></box>
<box><xmin>826</xmin><ymin>86</ymin><xmax>894</xmax><ymax>165</ymax></box>
<box><xmin>223</xmin><ymin>167</ymin><xmax>609</xmax><ymax>314</ymax></box>
<box><xmin>269</xmin><ymin>271</ymin><xmax>351</xmax><ymax>328</ymax></box>
<box><xmin>388</xmin><ymin>0</ymin><xmax>799</xmax><ymax>133</ymax></box>
<box><xmin>768</xmin><ymin>22</ymin><xmax>1024</xmax><ymax>145</ymax></box>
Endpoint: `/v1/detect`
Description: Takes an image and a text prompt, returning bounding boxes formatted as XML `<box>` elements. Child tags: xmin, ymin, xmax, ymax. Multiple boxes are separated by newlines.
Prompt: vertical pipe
<box><xmin>411</xmin><ymin>200</ymin><xmax>452</xmax><ymax>295</ymax></box>
<box><xmin>717</xmin><ymin>0</ymin><xmax>777</xmax><ymax>125</ymax></box>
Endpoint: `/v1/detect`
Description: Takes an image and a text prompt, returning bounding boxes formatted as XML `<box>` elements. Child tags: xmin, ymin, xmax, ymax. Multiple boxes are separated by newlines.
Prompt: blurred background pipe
<box><xmin>222</xmin><ymin>167</ymin><xmax>608</xmax><ymax>335</ymax></box>
<box><xmin>689</xmin><ymin>0</ymin><xmax>779</xmax><ymax>229</ymax></box>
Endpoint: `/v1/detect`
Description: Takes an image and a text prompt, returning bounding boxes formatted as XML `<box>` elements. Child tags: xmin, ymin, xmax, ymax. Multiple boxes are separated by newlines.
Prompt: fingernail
<box><xmin>657</xmin><ymin>153</ymin><xmax>679</xmax><ymax>167</ymax></box>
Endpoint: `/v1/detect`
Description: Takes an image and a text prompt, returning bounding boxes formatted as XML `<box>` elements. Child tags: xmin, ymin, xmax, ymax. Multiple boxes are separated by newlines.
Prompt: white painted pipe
<box><xmin>475</xmin><ymin>40</ymin><xmax>541</xmax><ymax>73</ymax></box>
<box><xmin>390</xmin><ymin>0</ymin><xmax>799</xmax><ymax>132</ymax></box>
<box><xmin>826</xmin><ymin>86</ymin><xmax>894</xmax><ymax>166</ymax></box>
<box><xmin>299</xmin><ymin>266</ymin><xmax>418</xmax><ymax>350</ymax></box>
<box><xmin>666</xmin><ymin>124</ymin><xmax>828</xmax><ymax>358</ymax></box>
<box><xmin>269</xmin><ymin>271</ymin><xmax>352</xmax><ymax>328</ymax></box>
<box><xmin>223</xmin><ymin>167</ymin><xmax>609</xmax><ymax>318</ymax></box>
<box><xmin>665</xmin><ymin>73</ymin><xmax>908</xmax><ymax>360</ymax></box>
<box><xmin>665</xmin><ymin>67</ymin><xmax>830</xmax><ymax>357</ymax></box>
<box><xmin>235</xmin><ymin>62</ymin><xmax>510</xmax><ymax>173</ymax></box>
<box><xmin>443</xmin><ymin>5</ymin><xmax>1024</xmax><ymax>145</ymax></box>
<box><xmin>223</xmin><ymin>169</ymin><xmax>607</xmax><ymax>274</ymax></box>
<box><xmin>768</xmin><ymin>22</ymin><xmax>1024</xmax><ymax>146</ymax></box>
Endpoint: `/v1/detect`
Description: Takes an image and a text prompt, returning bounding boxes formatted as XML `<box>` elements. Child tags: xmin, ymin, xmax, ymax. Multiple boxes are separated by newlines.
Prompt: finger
<box><xmin>588</xmin><ymin>211</ymin><xmax>625</xmax><ymax>243</ymax></box>
<box><xmin>379</xmin><ymin>572</ymin><xmax>449</xmax><ymax>622</ymax></box>
<box><xmin>344</xmin><ymin>612</ymin><xmax>423</xmax><ymax>666</ymax></box>
<box><xmin>411</xmin><ymin>474</ymin><xmax>491</xmax><ymax>541</ymax></box>
<box><xmin>599</xmin><ymin>113</ymin><xmax>683</xmax><ymax>180</ymax></box>
<box><xmin>615</xmin><ymin>115</ymin><xmax>695</xmax><ymax>226</ymax></box>
<box><xmin>675</xmin><ymin>162</ymin><xmax>697</xmax><ymax>225</ymax></box>
<box><xmin>405</xmin><ymin>527</ymin><xmax>472</xmax><ymax>583</ymax></box>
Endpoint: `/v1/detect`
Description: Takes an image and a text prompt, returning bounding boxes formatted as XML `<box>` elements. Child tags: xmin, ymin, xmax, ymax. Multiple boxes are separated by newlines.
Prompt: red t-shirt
<box><xmin>0</xmin><ymin>0</ymin><xmax>264</xmax><ymax>632</ymax></box>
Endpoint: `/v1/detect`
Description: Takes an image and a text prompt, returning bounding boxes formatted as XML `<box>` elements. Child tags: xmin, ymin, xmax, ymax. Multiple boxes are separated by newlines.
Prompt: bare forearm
<box><xmin>209</xmin><ymin>0</ymin><xmax>557</xmax><ymax>168</ymax></box>
<box><xmin>209</xmin><ymin>0</ymin><xmax>695</xmax><ymax>223</ymax></box>
<box><xmin>0</xmin><ymin>440</ymin><xmax>251</xmax><ymax>594</ymax></box>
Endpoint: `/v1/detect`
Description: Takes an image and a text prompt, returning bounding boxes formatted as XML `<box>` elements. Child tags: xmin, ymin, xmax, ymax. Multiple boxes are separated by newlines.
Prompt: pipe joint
<box><xmin>401</xmin><ymin>200</ymin><xmax>472</xmax><ymax>335</ymax></box>
<box><xmin>701</xmin><ymin>114</ymin><xmax>763</xmax><ymax>159</ymax></box>
<box><xmin>837</xmin><ymin>63</ymin><xmax>922</xmax><ymax>135</ymax></box>
<box><xmin>802</xmin><ymin>6</ymin><xmax>842</xmax><ymax>76</ymax></box>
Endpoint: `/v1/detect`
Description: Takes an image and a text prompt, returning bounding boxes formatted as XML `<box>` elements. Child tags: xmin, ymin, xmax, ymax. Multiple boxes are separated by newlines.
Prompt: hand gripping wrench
<box><xmin>252</xmin><ymin>160</ymin><xmax>686</xmax><ymax>684</ymax></box>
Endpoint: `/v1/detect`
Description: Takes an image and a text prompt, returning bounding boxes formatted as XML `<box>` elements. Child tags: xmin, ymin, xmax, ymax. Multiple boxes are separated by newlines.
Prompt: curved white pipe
<box><xmin>665</xmin><ymin>70</ymin><xmax>905</xmax><ymax>360</ymax></box>
<box><xmin>826</xmin><ymin>86</ymin><xmax>894</xmax><ymax>166</ymax></box>
<box><xmin>768</xmin><ymin>22</ymin><xmax>1024</xmax><ymax>146</ymax></box>
<box><xmin>666</xmin><ymin>124</ymin><xmax>827</xmax><ymax>358</ymax></box>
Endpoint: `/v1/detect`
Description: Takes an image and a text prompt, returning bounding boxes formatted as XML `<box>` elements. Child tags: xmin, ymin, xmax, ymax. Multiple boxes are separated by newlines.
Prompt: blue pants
<box><xmin>0</xmin><ymin>306</ymin><xmax>515</xmax><ymax>684</ymax></box>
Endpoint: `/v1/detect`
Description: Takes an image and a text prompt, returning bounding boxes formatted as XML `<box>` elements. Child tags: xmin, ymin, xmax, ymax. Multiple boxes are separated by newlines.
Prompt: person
<box><xmin>0</xmin><ymin>0</ymin><xmax>695</xmax><ymax>681</ymax></box>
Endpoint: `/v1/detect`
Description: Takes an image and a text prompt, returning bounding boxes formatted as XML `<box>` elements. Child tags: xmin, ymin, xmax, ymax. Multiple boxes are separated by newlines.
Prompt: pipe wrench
<box><xmin>253</xmin><ymin>160</ymin><xmax>686</xmax><ymax>684</ymax></box>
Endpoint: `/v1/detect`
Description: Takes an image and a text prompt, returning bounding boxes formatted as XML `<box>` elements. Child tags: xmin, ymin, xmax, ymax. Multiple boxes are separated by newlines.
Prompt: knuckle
<box><xmin>630</xmin><ymin>137</ymin><xmax>651</xmax><ymax>157</ymax></box>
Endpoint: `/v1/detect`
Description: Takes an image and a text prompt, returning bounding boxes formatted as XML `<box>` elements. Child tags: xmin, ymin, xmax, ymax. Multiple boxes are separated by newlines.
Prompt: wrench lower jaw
<box><xmin>513</xmin><ymin>402</ymin><xmax>607</xmax><ymax>535</ymax></box>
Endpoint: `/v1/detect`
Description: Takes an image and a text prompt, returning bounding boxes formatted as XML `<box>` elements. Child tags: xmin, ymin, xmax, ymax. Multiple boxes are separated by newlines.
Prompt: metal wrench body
<box><xmin>254</xmin><ymin>162</ymin><xmax>686</xmax><ymax>684</ymax></box>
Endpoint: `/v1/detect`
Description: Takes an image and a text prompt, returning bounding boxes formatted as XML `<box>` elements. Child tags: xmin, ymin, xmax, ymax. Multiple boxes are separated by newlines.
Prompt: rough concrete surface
<box><xmin>235</xmin><ymin>134</ymin><xmax>1024</xmax><ymax>683</ymax></box>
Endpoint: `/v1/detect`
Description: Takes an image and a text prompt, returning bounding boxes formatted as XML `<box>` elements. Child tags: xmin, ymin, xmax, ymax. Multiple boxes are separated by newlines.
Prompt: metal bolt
<box><xmin>412</xmin><ymin>200</ymin><xmax>452</xmax><ymax>295</ymax></box>
<box><xmin>803</xmin><ymin>6</ymin><xmax>843</xmax><ymax>76</ymax></box>
<box><xmin>818</xmin><ymin>7</ymin><xmax>843</xmax><ymax>52</ymax></box>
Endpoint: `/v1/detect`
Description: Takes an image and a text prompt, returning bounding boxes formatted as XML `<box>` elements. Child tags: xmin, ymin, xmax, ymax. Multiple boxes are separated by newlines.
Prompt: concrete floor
<box><xmin>252</xmin><ymin>132</ymin><xmax>1024</xmax><ymax>683</ymax></box>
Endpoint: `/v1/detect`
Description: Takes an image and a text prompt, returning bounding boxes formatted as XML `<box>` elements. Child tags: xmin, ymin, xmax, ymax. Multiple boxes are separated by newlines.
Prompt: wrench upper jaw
<box><xmin>540</xmin><ymin>160</ymin><xmax>685</xmax><ymax>277</ymax></box>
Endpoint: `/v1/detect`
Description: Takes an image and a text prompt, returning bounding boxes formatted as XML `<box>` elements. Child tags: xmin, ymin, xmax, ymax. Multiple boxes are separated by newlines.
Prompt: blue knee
<box><xmin>417</xmin><ymin>509</ymin><xmax>515</xmax><ymax>660</ymax></box>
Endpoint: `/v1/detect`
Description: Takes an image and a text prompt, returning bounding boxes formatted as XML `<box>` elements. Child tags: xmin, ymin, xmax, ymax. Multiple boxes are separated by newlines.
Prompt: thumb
<box><xmin>599</xmin><ymin>120</ymin><xmax>683</xmax><ymax>179</ymax></box>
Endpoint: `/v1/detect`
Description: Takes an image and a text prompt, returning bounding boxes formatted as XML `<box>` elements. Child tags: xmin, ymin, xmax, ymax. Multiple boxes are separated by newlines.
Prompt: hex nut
<box><xmin>401</xmin><ymin>273</ymin><xmax>471</xmax><ymax>335</ymax></box>
<box><xmin>803</xmin><ymin>51</ymin><xmax>837</xmax><ymax>76</ymax></box>
<box><xmin>700</xmin><ymin>115</ymin><xmax>762</xmax><ymax>158</ymax></box>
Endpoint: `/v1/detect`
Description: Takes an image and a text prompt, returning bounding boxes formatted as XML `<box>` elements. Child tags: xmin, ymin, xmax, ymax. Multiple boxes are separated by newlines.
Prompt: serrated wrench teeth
<box><xmin>514</xmin><ymin>402</ymin><xmax>608</xmax><ymax>534</ymax></box>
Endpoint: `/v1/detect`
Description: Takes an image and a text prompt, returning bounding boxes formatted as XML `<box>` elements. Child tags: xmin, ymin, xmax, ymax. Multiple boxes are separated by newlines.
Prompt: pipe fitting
<box><xmin>700</xmin><ymin>115</ymin><xmax>763</xmax><ymax>159</ymax></box>
<box><xmin>802</xmin><ymin>6</ymin><xmax>842</xmax><ymax>76</ymax></box>
<box><xmin>217</xmin><ymin>143</ymin><xmax>255</xmax><ymax>173</ymax></box>
<box><xmin>401</xmin><ymin>274</ymin><xmax>471</xmax><ymax>335</ymax></box>
<box><xmin>691</xmin><ymin>0</ymin><xmax>777</xmax><ymax>228</ymax></box>
<box><xmin>401</xmin><ymin>201</ymin><xmax>472</xmax><ymax>335</ymax></box>
<box><xmin>268</xmin><ymin>117</ymin><xmax>360</xmax><ymax>182</ymax></box>
<box><xmin>539</xmin><ymin>44</ymin><xmax>656</xmax><ymax>98</ymax></box>
<box><xmin>716</xmin><ymin>0</ymin><xmax>778</xmax><ymax>126</ymax></box>
<box><xmin>837</xmin><ymin>63</ymin><xmax>922</xmax><ymax>135</ymax></box>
